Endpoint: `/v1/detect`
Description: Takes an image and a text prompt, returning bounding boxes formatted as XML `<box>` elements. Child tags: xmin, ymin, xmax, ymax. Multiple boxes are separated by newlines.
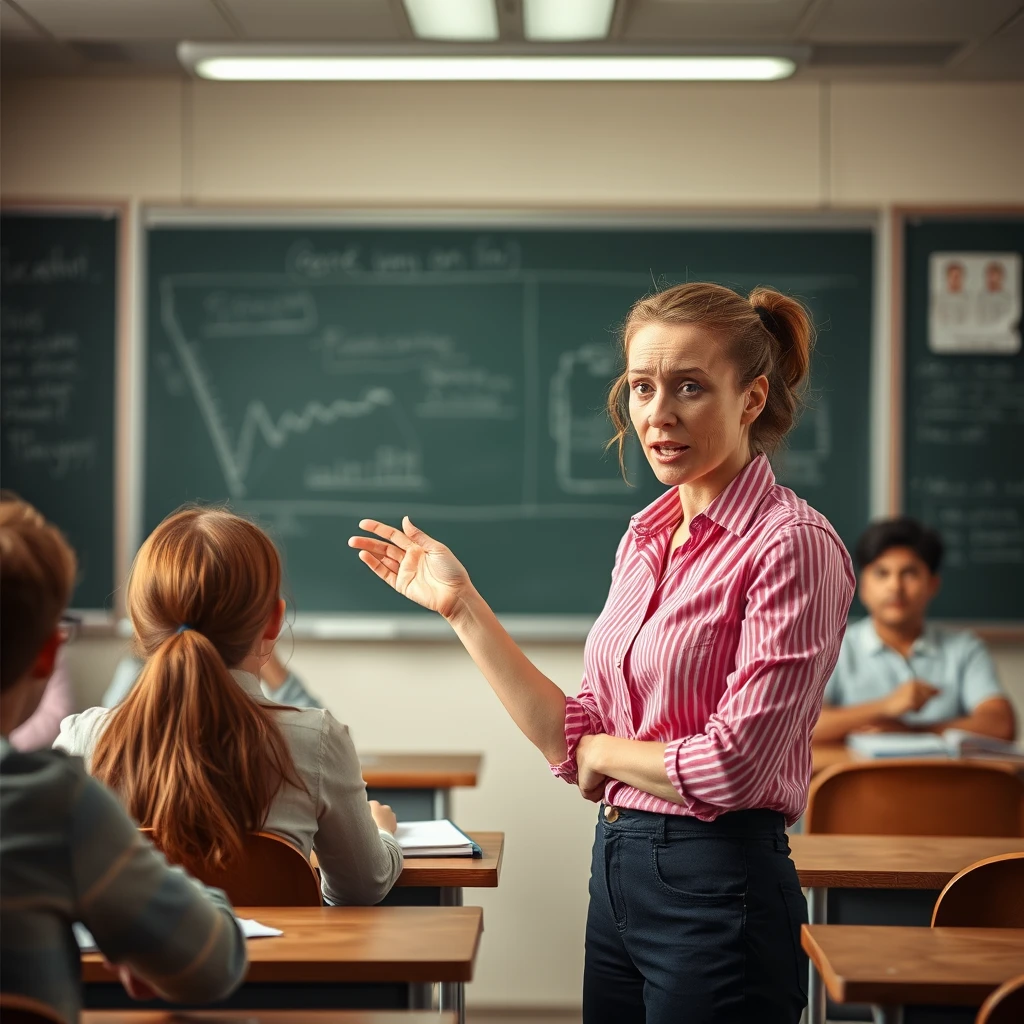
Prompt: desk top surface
<box><xmin>82</xmin><ymin>906</ymin><xmax>484</xmax><ymax>984</ymax></box>
<box><xmin>83</xmin><ymin>1015</ymin><xmax>455</xmax><ymax>1024</ymax></box>
<box><xmin>360</xmin><ymin>753</ymin><xmax>482</xmax><ymax>789</ymax></box>
<box><xmin>810</xmin><ymin>744</ymin><xmax>1024</xmax><ymax>776</ymax></box>
<box><xmin>801</xmin><ymin>924</ymin><xmax>1024</xmax><ymax>1006</ymax></box>
<box><xmin>790</xmin><ymin>833</ymin><xmax>1024</xmax><ymax>888</ymax></box>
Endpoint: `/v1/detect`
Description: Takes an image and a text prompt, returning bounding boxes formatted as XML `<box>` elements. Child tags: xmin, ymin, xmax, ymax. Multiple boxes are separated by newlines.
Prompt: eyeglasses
<box><xmin>58</xmin><ymin>614</ymin><xmax>82</xmax><ymax>644</ymax></box>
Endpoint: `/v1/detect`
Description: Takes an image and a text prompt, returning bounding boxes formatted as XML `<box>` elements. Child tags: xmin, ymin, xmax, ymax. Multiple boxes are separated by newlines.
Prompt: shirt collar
<box><xmin>860</xmin><ymin>619</ymin><xmax>937</xmax><ymax>657</ymax></box>
<box><xmin>230</xmin><ymin>669</ymin><xmax>266</xmax><ymax>699</ymax></box>
<box><xmin>630</xmin><ymin>454</ymin><xmax>776</xmax><ymax>541</ymax></box>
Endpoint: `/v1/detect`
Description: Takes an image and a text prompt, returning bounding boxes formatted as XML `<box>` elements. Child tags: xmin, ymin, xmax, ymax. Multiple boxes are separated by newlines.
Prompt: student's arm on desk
<box><xmin>313</xmin><ymin>711</ymin><xmax>403</xmax><ymax>906</ymax></box>
<box><xmin>72</xmin><ymin>774</ymin><xmax>246</xmax><ymax>1002</ymax></box>
<box><xmin>813</xmin><ymin>679</ymin><xmax>941</xmax><ymax>743</ymax></box>
<box><xmin>916</xmin><ymin>697</ymin><xmax>1017</xmax><ymax>742</ymax></box>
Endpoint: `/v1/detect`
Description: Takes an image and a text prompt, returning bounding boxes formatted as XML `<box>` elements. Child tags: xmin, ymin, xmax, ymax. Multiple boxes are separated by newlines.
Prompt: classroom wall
<box><xmin>4</xmin><ymin>76</ymin><xmax>1024</xmax><ymax>1008</ymax></box>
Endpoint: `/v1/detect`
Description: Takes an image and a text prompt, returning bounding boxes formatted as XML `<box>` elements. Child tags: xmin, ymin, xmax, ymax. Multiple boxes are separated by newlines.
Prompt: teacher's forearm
<box><xmin>448</xmin><ymin>588</ymin><xmax>569</xmax><ymax>764</ymax></box>
<box><xmin>590</xmin><ymin>735</ymin><xmax>683</xmax><ymax>804</ymax></box>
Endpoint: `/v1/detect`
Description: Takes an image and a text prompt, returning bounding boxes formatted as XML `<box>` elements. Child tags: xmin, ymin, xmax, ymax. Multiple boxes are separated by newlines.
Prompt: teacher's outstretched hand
<box><xmin>348</xmin><ymin>516</ymin><xmax>471</xmax><ymax>620</ymax></box>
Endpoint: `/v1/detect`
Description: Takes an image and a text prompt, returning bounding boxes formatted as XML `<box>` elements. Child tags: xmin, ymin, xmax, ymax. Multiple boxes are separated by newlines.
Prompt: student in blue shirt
<box><xmin>815</xmin><ymin>516</ymin><xmax>1016</xmax><ymax>744</ymax></box>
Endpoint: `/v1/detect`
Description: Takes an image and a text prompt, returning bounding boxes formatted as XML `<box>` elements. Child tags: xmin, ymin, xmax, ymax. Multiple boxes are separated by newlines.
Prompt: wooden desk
<box><xmin>84</xmin><ymin>1014</ymin><xmax>455</xmax><ymax>1024</ymax></box>
<box><xmin>791</xmin><ymin>834</ymin><xmax>1024</xmax><ymax>889</ymax></box>
<box><xmin>82</xmin><ymin>906</ymin><xmax>482</xmax><ymax>1017</ymax></box>
<box><xmin>361</xmin><ymin>753</ymin><xmax>482</xmax><ymax>820</ymax></box>
<box><xmin>810</xmin><ymin>744</ymin><xmax>1024</xmax><ymax>777</ymax></box>
<box><xmin>393</xmin><ymin>831</ymin><xmax>503</xmax><ymax>891</ymax></box>
<box><xmin>791</xmin><ymin>833</ymin><xmax>1024</xmax><ymax>1024</ymax></box>
<box><xmin>802</xmin><ymin>924</ymin><xmax>1024</xmax><ymax>1024</ymax></box>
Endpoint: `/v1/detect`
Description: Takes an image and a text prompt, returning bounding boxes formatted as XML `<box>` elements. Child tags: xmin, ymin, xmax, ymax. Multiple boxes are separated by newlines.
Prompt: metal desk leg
<box><xmin>408</xmin><ymin>983</ymin><xmax>434</xmax><ymax>1010</ymax></box>
<box><xmin>439</xmin><ymin>886</ymin><xmax>466</xmax><ymax>1024</ymax></box>
<box><xmin>807</xmin><ymin>887</ymin><xmax>828</xmax><ymax>1024</ymax></box>
<box><xmin>872</xmin><ymin>1006</ymin><xmax>903</xmax><ymax>1024</ymax></box>
<box><xmin>433</xmin><ymin>787</ymin><xmax>451</xmax><ymax>821</ymax></box>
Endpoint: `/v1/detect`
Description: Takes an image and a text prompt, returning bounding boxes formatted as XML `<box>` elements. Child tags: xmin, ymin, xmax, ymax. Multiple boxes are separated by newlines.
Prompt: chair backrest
<box><xmin>931</xmin><ymin>852</ymin><xmax>1024</xmax><ymax>928</ymax></box>
<box><xmin>976</xmin><ymin>973</ymin><xmax>1024</xmax><ymax>1024</ymax></box>
<box><xmin>140</xmin><ymin>828</ymin><xmax>322</xmax><ymax>906</ymax></box>
<box><xmin>804</xmin><ymin>760</ymin><xmax>1024</xmax><ymax>836</ymax></box>
<box><xmin>0</xmin><ymin>993</ymin><xmax>67</xmax><ymax>1024</ymax></box>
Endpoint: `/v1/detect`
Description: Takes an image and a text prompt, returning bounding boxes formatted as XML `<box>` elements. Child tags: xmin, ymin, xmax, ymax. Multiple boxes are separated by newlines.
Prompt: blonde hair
<box><xmin>91</xmin><ymin>507</ymin><xmax>302</xmax><ymax>872</ymax></box>
<box><xmin>0</xmin><ymin>492</ymin><xmax>77</xmax><ymax>691</ymax></box>
<box><xmin>606</xmin><ymin>282</ymin><xmax>815</xmax><ymax>474</ymax></box>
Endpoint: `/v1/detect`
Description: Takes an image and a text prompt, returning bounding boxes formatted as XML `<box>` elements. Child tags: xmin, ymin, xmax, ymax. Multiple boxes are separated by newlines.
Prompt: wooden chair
<box><xmin>931</xmin><ymin>852</ymin><xmax>1024</xmax><ymax>928</ymax></box>
<box><xmin>804</xmin><ymin>759</ymin><xmax>1024</xmax><ymax>836</ymax></box>
<box><xmin>976</xmin><ymin>974</ymin><xmax>1024</xmax><ymax>1024</ymax></box>
<box><xmin>0</xmin><ymin>993</ymin><xmax>67</xmax><ymax>1024</ymax></box>
<box><xmin>139</xmin><ymin>828</ymin><xmax>322</xmax><ymax>906</ymax></box>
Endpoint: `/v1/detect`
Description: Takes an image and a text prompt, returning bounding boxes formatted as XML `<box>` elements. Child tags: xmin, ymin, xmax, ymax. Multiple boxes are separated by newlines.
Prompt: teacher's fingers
<box><xmin>348</xmin><ymin>536</ymin><xmax>407</xmax><ymax>564</ymax></box>
<box><xmin>355</xmin><ymin>519</ymin><xmax>415</xmax><ymax>551</ymax></box>
<box><xmin>356</xmin><ymin>550</ymin><xmax>399</xmax><ymax>589</ymax></box>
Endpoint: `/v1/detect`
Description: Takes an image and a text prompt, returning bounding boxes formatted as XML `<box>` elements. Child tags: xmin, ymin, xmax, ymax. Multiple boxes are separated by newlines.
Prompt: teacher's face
<box><xmin>627</xmin><ymin>321</ymin><xmax>763</xmax><ymax>490</ymax></box>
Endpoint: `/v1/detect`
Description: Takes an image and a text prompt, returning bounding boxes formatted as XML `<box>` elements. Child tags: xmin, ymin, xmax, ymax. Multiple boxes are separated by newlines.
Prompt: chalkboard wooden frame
<box><xmin>134</xmin><ymin>206</ymin><xmax>880</xmax><ymax>639</ymax></box>
<box><xmin>891</xmin><ymin>205</ymin><xmax>1024</xmax><ymax>640</ymax></box>
<box><xmin>1</xmin><ymin>198</ymin><xmax>130</xmax><ymax>623</ymax></box>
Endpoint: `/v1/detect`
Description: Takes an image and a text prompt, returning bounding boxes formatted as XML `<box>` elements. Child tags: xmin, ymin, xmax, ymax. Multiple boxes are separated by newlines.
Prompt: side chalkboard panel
<box><xmin>902</xmin><ymin>214</ymin><xmax>1024</xmax><ymax>623</ymax></box>
<box><xmin>144</xmin><ymin>220</ymin><xmax>874</xmax><ymax>618</ymax></box>
<box><xmin>0</xmin><ymin>210</ymin><xmax>118</xmax><ymax>611</ymax></box>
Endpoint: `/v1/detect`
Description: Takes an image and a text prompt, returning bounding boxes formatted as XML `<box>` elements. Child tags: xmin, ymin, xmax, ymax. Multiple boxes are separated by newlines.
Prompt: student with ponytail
<box><xmin>56</xmin><ymin>507</ymin><xmax>402</xmax><ymax>906</ymax></box>
<box><xmin>351</xmin><ymin>282</ymin><xmax>855</xmax><ymax>1023</ymax></box>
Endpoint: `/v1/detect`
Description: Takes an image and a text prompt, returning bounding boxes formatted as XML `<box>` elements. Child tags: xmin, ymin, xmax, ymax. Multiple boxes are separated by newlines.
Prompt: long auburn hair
<box><xmin>91</xmin><ymin>507</ymin><xmax>303</xmax><ymax>871</ymax></box>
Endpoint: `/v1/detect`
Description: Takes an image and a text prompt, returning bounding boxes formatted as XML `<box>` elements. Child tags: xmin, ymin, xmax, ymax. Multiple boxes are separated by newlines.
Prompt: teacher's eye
<box><xmin>630</xmin><ymin>381</ymin><xmax>653</xmax><ymax>396</ymax></box>
<box><xmin>680</xmin><ymin>381</ymin><xmax>704</xmax><ymax>396</ymax></box>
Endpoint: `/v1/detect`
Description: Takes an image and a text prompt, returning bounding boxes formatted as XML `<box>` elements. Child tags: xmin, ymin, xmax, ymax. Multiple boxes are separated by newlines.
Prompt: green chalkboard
<box><xmin>0</xmin><ymin>210</ymin><xmax>118</xmax><ymax>611</ymax></box>
<box><xmin>902</xmin><ymin>214</ymin><xmax>1024</xmax><ymax>623</ymax></box>
<box><xmin>144</xmin><ymin>220</ymin><xmax>873</xmax><ymax>618</ymax></box>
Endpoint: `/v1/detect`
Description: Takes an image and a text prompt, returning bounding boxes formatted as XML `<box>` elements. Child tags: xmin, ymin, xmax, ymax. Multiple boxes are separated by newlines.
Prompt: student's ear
<box><xmin>30</xmin><ymin>629</ymin><xmax>62</xmax><ymax>680</ymax></box>
<box><xmin>927</xmin><ymin>574</ymin><xmax>941</xmax><ymax>601</ymax></box>
<box><xmin>262</xmin><ymin>597</ymin><xmax>286</xmax><ymax>641</ymax></box>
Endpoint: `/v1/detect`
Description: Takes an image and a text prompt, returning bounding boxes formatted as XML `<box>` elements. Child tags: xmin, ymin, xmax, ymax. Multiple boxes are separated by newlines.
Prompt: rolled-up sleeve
<box><xmin>549</xmin><ymin>685</ymin><xmax>605</xmax><ymax>785</ymax></box>
<box><xmin>663</xmin><ymin>525</ymin><xmax>854</xmax><ymax>818</ymax></box>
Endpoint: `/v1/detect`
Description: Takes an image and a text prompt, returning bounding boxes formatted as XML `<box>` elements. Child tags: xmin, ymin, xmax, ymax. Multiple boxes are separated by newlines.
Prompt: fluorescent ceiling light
<box><xmin>524</xmin><ymin>0</ymin><xmax>615</xmax><ymax>41</ymax></box>
<box><xmin>190</xmin><ymin>55</ymin><xmax>797</xmax><ymax>82</ymax></box>
<box><xmin>402</xmin><ymin>0</ymin><xmax>498</xmax><ymax>41</ymax></box>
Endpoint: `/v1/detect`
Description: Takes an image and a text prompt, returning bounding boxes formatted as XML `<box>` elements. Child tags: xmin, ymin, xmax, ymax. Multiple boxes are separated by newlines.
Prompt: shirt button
<box><xmin>604</xmin><ymin>805</ymin><xmax>620</xmax><ymax>823</ymax></box>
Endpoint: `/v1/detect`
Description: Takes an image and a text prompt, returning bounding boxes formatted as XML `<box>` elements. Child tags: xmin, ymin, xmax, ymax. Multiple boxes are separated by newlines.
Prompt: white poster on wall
<box><xmin>928</xmin><ymin>251</ymin><xmax>1021</xmax><ymax>354</ymax></box>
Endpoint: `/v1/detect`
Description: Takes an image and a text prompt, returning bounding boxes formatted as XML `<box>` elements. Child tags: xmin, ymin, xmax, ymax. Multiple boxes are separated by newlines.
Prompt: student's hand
<box><xmin>576</xmin><ymin>734</ymin><xmax>609</xmax><ymax>803</ymax></box>
<box><xmin>103</xmin><ymin>959</ymin><xmax>159</xmax><ymax>1001</ymax></box>
<box><xmin>884</xmin><ymin>679</ymin><xmax>941</xmax><ymax>718</ymax></box>
<box><xmin>349</xmin><ymin>517</ymin><xmax>472</xmax><ymax>620</ymax></box>
<box><xmin>369</xmin><ymin>799</ymin><xmax>398</xmax><ymax>834</ymax></box>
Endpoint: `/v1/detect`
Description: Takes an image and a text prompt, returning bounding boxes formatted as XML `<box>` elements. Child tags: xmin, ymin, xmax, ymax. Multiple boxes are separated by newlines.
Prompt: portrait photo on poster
<box><xmin>929</xmin><ymin>251</ymin><xmax>1022</xmax><ymax>354</ymax></box>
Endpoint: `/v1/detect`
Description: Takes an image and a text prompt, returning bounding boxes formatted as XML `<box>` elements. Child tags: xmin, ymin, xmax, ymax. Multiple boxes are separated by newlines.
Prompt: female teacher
<box><xmin>350</xmin><ymin>282</ymin><xmax>855</xmax><ymax>1024</ymax></box>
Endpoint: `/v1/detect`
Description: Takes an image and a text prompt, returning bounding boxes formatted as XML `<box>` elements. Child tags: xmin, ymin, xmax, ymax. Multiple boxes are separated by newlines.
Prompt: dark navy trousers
<box><xmin>583</xmin><ymin>806</ymin><xmax>808</xmax><ymax>1024</ymax></box>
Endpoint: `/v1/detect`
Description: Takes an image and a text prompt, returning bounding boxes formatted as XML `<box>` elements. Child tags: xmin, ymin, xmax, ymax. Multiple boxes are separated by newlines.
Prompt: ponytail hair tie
<box><xmin>754</xmin><ymin>305</ymin><xmax>780</xmax><ymax>338</ymax></box>
<box><xmin>176</xmin><ymin>624</ymin><xmax>193</xmax><ymax>634</ymax></box>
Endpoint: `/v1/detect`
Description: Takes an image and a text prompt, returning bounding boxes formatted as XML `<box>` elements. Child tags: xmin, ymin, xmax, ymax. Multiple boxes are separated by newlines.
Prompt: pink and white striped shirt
<box><xmin>552</xmin><ymin>454</ymin><xmax>855</xmax><ymax>824</ymax></box>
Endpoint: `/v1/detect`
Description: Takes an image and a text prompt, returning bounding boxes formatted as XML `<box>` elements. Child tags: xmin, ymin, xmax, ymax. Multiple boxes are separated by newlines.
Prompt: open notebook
<box><xmin>395</xmin><ymin>820</ymin><xmax>482</xmax><ymax>858</ymax></box>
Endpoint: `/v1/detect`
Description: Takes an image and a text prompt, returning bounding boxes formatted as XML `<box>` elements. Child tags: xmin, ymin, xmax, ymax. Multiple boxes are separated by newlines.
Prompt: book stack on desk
<box><xmin>395</xmin><ymin>820</ymin><xmax>482</xmax><ymax>858</ymax></box>
<box><xmin>846</xmin><ymin>729</ymin><xmax>1024</xmax><ymax>762</ymax></box>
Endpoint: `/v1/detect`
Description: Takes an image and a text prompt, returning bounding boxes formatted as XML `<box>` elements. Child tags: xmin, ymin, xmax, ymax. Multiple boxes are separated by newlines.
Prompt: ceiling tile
<box><xmin>948</xmin><ymin>13</ymin><xmax>1024</xmax><ymax>80</ymax></box>
<box><xmin>624</xmin><ymin>0</ymin><xmax>809</xmax><ymax>42</ymax></box>
<box><xmin>808</xmin><ymin>0</ymin><xmax>1022</xmax><ymax>44</ymax></box>
<box><xmin>223</xmin><ymin>0</ymin><xmax>404</xmax><ymax>41</ymax></box>
<box><xmin>15</xmin><ymin>0</ymin><xmax>235</xmax><ymax>41</ymax></box>
<box><xmin>1</xmin><ymin>1</ymin><xmax>44</xmax><ymax>38</ymax></box>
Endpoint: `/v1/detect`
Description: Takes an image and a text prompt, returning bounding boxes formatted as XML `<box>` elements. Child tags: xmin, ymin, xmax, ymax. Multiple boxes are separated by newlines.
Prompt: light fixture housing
<box><xmin>402</xmin><ymin>0</ymin><xmax>498</xmax><ymax>42</ymax></box>
<box><xmin>178</xmin><ymin>44</ymin><xmax>803</xmax><ymax>83</ymax></box>
<box><xmin>523</xmin><ymin>0</ymin><xmax>616</xmax><ymax>41</ymax></box>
